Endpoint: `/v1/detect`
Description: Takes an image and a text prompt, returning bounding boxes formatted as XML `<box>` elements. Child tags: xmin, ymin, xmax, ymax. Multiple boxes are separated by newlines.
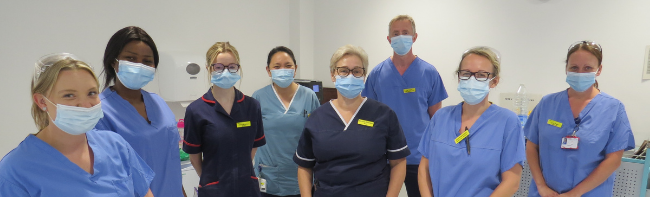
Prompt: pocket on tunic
<box><xmin>197</xmin><ymin>180</ymin><xmax>222</xmax><ymax>197</ymax></box>
<box><xmin>112</xmin><ymin>173</ymin><xmax>135</xmax><ymax>197</ymax></box>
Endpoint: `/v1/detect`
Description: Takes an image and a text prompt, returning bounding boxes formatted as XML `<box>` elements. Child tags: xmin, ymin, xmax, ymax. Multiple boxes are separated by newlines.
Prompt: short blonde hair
<box><xmin>31</xmin><ymin>56</ymin><xmax>99</xmax><ymax>131</ymax></box>
<box><xmin>388</xmin><ymin>15</ymin><xmax>416</xmax><ymax>35</ymax></box>
<box><xmin>329</xmin><ymin>45</ymin><xmax>369</xmax><ymax>74</ymax></box>
<box><xmin>206</xmin><ymin>42</ymin><xmax>240</xmax><ymax>68</ymax></box>
<box><xmin>456</xmin><ymin>46</ymin><xmax>501</xmax><ymax>79</ymax></box>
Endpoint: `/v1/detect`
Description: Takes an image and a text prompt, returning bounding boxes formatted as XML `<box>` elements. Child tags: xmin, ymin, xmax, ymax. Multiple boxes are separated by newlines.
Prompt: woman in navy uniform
<box><xmin>294</xmin><ymin>45</ymin><xmax>409</xmax><ymax>197</ymax></box>
<box><xmin>183</xmin><ymin>42</ymin><xmax>266</xmax><ymax>197</ymax></box>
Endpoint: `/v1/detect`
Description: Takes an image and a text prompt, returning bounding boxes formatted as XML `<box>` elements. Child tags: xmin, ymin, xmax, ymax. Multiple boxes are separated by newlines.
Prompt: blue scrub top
<box><xmin>362</xmin><ymin>57</ymin><xmax>448</xmax><ymax>165</ymax></box>
<box><xmin>0</xmin><ymin>130</ymin><xmax>154</xmax><ymax>197</ymax></box>
<box><xmin>525</xmin><ymin>90</ymin><xmax>635</xmax><ymax>196</ymax></box>
<box><xmin>418</xmin><ymin>102</ymin><xmax>526</xmax><ymax>196</ymax></box>
<box><xmin>95</xmin><ymin>88</ymin><xmax>183</xmax><ymax>197</ymax></box>
<box><xmin>294</xmin><ymin>98</ymin><xmax>410</xmax><ymax>197</ymax></box>
<box><xmin>252</xmin><ymin>84</ymin><xmax>320</xmax><ymax>196</ymax></box>
<box><xmin>183</xmin><ymin>88</ymin><xmax>266</xmax><ymax>197</ymax></box>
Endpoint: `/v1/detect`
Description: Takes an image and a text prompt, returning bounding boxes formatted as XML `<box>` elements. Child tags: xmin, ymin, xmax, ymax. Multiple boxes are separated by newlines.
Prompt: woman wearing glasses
<box><xmin>525</xmin><ymin>41</ymin><xmax>634</xmax><ymax>197</ymax></box>
<box><xmin>417</xmin><ymin>47</ymin><xmax>525</xmax><ymax>197</ymax></box>
<box><xmin>294</xmin><ymin>45</ymin><xmax>409</xmax><ymax>197</ymax></box>
<box><xmin>183</xmin><ymin>42</ymin><xmax>266</xmax><ymax>197</ymax></box>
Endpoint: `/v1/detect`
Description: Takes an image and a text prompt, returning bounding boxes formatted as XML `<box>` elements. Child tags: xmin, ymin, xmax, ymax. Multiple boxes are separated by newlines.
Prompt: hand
<box><xmin>558</xmin><ymin>191</ymin><xmax>581</xmax><ymax>197</ymax></box>
<box><xmin>537</xmin><ymin>185</ymin><xmax>559</xmax><ymax>197</ymax></box>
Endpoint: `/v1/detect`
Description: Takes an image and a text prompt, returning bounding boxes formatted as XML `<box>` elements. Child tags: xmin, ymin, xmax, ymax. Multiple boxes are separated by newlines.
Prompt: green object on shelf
<box><xmin>180</xmin><ymin>148</ymin><xmax>189</xmax><ymax>161</ymax></box>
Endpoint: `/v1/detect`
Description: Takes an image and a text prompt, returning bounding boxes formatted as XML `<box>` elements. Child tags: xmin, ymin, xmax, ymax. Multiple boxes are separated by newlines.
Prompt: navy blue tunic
<box><xmin>183</xmin><ymin>88</ymin><xmax>266</xmax><ymax>197</ymax></box>
<box><xmin>294</xmin><ymin>98</ymin><xmax>410</xmax><ymax>197</ymax></box>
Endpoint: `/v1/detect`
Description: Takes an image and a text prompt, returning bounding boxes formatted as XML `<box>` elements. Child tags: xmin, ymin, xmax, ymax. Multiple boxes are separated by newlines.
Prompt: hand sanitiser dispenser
<box><xmin>156</xmin><ymin>52</ymin><xmax>209</xmax><ymax>102</ymax></box>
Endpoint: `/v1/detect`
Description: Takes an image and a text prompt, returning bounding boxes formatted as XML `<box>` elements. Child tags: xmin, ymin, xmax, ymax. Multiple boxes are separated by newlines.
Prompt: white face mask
<box><xmin>44</xmin><ymin>97</ymin><xmax>104</xmax><ymax>135</ymax></box>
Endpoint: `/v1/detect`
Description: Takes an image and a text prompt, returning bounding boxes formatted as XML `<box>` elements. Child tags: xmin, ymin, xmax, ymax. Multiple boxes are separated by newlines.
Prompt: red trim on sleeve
<box><xmin>254</xmin><ymin>135</ymin><xmax>265</xmax><ymax>142</ymax></box>
<box><xmin>201</xmin><ymin>96</ymin><xmax>216</xmax><ymax>104</ymax></box>
<box><xmin>183</xmin><ymin>140</ymin><xmax>201</xmax><ymax>147</ymax></box>
<box><xmin>199</xmin><ymin>181</ymin><xmax>219</xmax><ymax>188</ymax></box>
<box><xmin>251</xmin><ymin>176</ymin><xmax>258</xmax><ymax>180</ymax></box>
<box><xmin>236</xmin><ymin>93</ymin><xmax>245</xmax><ymax>103</ymax></box>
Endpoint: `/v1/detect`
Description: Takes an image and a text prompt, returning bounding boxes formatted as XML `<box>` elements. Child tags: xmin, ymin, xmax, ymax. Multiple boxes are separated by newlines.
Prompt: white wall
<box><xmin>1</xmin><ymin>0</ymin><xmax>648</xmax><ymax>169</ymax></box>
<box><xmin>313</xmin><ymin>0</ymin><xmax>650</xmax><ymax>146</ymax></box>
<box><xmin>0</xmin><ymin>0</ymin><xmax>297</xmax><ymax>156</ymax></box>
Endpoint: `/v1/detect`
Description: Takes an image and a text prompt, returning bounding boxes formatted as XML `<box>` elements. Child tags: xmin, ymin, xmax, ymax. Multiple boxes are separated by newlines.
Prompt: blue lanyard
<box><xmin>571</xmin><ymin>95</ymin><xmax>599</xmax><ymax>136</ymax></box>
<box><xmin>571</xmin><ymin>118</ymin><xmax>581</xmax><ymax>136</ymax></box>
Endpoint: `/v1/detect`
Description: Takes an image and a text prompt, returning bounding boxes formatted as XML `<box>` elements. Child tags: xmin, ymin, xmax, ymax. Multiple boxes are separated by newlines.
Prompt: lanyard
<box><xmin>571</xmin><ymin>118</ymin><xmax>581</xmax><ymax>136</ymax></box>
<box><xmin>570</xmin><ymin>96</ymin><xmax>598</xmax><ymax>136</ymax></box>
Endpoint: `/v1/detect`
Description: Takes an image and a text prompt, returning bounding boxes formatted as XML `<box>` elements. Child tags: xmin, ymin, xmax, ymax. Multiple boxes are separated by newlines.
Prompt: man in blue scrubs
<box><xmin>362</xmin><ymin>15</ymin><xmax>448</xmax><ymax>197</ymax></box>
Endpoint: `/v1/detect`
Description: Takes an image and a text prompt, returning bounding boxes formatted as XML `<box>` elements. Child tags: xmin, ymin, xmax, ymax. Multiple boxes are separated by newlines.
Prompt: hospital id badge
<box><xmin>561</xmin><ymin>136</ymin><xmax>579</xmax><ymax>149</ymax></box>
<box><xmin>259</xmin><ymin>177</ymin><xmax>267</xmax><ymax>192</ymax></box>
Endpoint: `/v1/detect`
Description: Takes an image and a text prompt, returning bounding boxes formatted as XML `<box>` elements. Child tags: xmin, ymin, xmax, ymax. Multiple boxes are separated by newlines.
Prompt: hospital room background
<box><xmin>1</xmin><ymin>0</ymin><xmax>649</xmax><ymax>196</ymax></box>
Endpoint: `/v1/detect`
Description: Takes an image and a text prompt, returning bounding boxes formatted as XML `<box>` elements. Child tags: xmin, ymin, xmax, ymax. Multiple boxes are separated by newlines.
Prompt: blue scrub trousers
<box><xmin>404</xmin><ymin>165</ymin><xmax>421</xmax><ymax>197</ymax></box>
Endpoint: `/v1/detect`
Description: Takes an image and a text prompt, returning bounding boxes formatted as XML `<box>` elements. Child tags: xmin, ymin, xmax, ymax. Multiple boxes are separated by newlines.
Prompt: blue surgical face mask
<box><xmin>390</xmin><ymin>35</ymin><xmax>414</xmax><ymax>56</ymax></box>
<box><xmin>211</xmin><ymin>71</ymin><xmax>241</xmax><ymax>89</ymax></box>
<box><xmin>44</xmin><ymin>97</ymin><xmax>104</xmax><ymax>135</ymax></box>
<box><xmin>116</xmin><ymin>60</ymin><xmax>156</xmax><ymax>90</ymax></box>
<box><xmin>457</xmin><ymin>76</ymin><xmax>491</xmax><ymax>105</ymax></box>
<box><xmin>335</xmin><ymin>75</ymin><xmax>365</xmax><ymax>99</ymax></box>
<box><xmin>566</xmin><ymin>72</ymin><xmax>596</xmax><ymax>92</ymax></box>
<box><xmin>271</xmin><ymin>68</ymin><xmax>295</xmax><ymax>88</ymax></box>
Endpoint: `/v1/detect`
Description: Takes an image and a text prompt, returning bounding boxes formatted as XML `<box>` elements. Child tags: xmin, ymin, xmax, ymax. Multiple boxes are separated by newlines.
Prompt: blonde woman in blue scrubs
<box><xmin>418</xmin><ymin>47</ymin><xmax>525</xmax><ymax>197</ymax></box>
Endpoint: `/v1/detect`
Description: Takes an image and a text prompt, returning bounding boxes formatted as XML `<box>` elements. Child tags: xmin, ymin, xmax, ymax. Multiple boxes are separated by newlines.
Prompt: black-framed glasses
<box><xmin>568</xmin><ymin>40</ymin><xmax>602</xmax><ymax>52</ymax></box>
<box><xmin>336</xmin><ymin>67</ymin><xmax>365</xmax><ymax>78</ymax></box>
<box><xmin>211</xmin><ymin>63</ymin><xmax>240</xmax><ymax>73</ymax></box>
<box><xmin>458</xmin><ymin>70</ymin><xmax>492</xmax><ymax>81</ymax></box>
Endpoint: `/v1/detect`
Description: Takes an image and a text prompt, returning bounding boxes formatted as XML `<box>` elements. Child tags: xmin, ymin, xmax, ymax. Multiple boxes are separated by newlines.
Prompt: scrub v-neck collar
<box><xmin>271</xmin><ymin>84</ymin><xmax>299</xmax><ymax>114</ymax></box>
<box><xmin>330</xmin><ymin>97</ymin><xmax>368</xmax><ymax>131</ymax></box>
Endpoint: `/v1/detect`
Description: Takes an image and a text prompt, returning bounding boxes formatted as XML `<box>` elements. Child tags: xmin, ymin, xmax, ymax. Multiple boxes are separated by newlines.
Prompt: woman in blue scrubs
<box><xmin>418</xmin><ymin>46</ymin><xmax>525</xmax><ymax>197</ymax></box>
<box><xmin>294</xmin><ymin>45</ymin><xmax>409</xmax><ymax>197</ymax></box>
<box><xmin>95</xmin><ymin>26</ymin><xmax>184</xmax><ymax>197</ymax></box>
<box><xmin>0</xmin><ymin>53</ymin><xmax>154</xmax><ymax>196</ymax></box>
<box><xmin>525</xmin><ymin>41</ymin><xmax>635</xmax><ymax>197</ymax></box>
<box><xmin>253</xmin><ymin>46</ymin><xmax>320</xmax><ymax>197</ymax></box>
<box><xmin>183</xmin><ymin>42</ymin><xmax>266</xmax><ymax>197</ymax></box>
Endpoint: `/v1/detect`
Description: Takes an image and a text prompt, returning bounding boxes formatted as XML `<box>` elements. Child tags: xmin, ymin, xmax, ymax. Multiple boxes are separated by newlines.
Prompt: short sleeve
<box><xmin>310</xmin><ymin>91</ymin><xmax>321</xmax><ymax>113</ymax></box>
<box><xmin>293</xmin><ymin>123</ymin><xmax>316</xmax><ymax>168</ymax></box>
<box><xmin>0</xmin><ymin>178</ymin><xmax>29</xmax><ymax>197</ymax></box>
<box><xmin>524</xmin><ymin>102</ymin><xmax>542</xmax><ymax>145</ymax></box>
<box><xmin>253</xmin><ymin>100</ymin><xmax>266</xmax><ymax>148</ymax></box>
<box><xmin>361</xmin><ymin>70</ymin><xmax>377</xmax><ymax>100</ymax></box>
<box><xmin>386</xmin><ymin>110</ymin><xmax>410</xmax><ymax>160</ymax></box>
<box><xmin>418</xmin><ymin>114</ymin><xmax>436</xmax><ymax>159</ymax></box>
<box><xmin>500</xmin><ymin>116</ymin><xmax>526</xmax><ymax>173</ymax></box>
<box><xmin>605</xmin><ymin>103</ymin><xmax>635</xmax><ymax>154</ymax></box>
<box><xmin>427</xmin><ymin>69</ymin><xmax>448</xmax><ymax>106</ymax></box>
<box><xmin>124</xmin><ymin>141</ymin><xmax>155</xmax><ymax>197</ymax></box>
<box><xmin>182</xmin><ymin>107</ymin><xmax>203</xmax><ymax>154</ymax></box>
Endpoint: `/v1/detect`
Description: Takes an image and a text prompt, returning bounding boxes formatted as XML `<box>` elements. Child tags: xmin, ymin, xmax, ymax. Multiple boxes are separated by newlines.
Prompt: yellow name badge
<box><xmin>454</xmin><ymin>130</ymin><xmax>470</xmax><ymax>144</ymax></box>
<box><xmin>403</xmin><ymin>88</ymin><xmax>416</xmax><ymax>93</ymax></box>
<box><xmin>358</xmin><ymin>119</ymin><xmax>374</xmax><ymax>127</ymax></box>
<box><xmin>547</xmin><ymin>119</ymin><xmax>563</xmax><ymax>128</ymax></box>
<box><xmin>236</xmin><ymin>121</ymin><xmax>251</xmax><ymax>128</ymax></box>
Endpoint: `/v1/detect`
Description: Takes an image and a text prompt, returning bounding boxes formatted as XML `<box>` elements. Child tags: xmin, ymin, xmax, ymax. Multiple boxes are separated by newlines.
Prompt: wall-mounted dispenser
<box><xmin>156</xmin><ymin>51</ymin><xmax>209</xmax><ymax>102</ymax></box>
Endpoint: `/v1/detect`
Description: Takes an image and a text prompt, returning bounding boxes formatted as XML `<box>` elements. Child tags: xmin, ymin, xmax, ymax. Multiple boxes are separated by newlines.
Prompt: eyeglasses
<box><xmin>211</xmin><ymin>63</ymin><xmax>240</xmax><ymax>73</ymax></box>
<box><xmin>458</xmin><ymin>70</ymin><xmax>492</xmax><ymax>81</ymax></box>
<box><xmin>335</xmin><ymin>67</ymin><xmax>365</xmax><ymax>78</ymax></box>
<box><xmin>568</xmin><ymin>40</ymin><xmax>602</xmax><ymax>52</ymax></box>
